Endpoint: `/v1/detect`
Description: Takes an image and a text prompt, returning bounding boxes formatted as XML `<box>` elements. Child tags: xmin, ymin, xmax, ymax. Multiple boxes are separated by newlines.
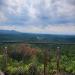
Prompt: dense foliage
<box><xmin>0</xmin><ymin>43</ymin><xmax>75</xmax><ymax>75</ymax></box>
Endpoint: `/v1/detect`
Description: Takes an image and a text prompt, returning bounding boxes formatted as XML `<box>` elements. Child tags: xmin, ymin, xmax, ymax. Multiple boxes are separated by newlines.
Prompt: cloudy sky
<box><xmin>0</xmin><ymin>0</ymin><xmax>75</xmax><ymax>35</ymax></box>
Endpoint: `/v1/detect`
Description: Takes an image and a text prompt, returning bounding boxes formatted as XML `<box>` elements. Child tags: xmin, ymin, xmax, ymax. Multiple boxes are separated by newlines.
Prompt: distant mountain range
<box><xmin>0</xmin><ymin>30</ymin><xmax>21</xmax><ymax>34</ymax></box>
<box><xmin>0</xmin><ymin>30</ymin><xmax>75</xmax><ymax>43</ymax></box>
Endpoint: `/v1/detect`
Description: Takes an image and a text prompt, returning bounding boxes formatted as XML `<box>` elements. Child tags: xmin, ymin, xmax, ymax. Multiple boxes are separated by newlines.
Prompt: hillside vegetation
<box><xmin>0</xmin><ymin>43</ymin><xmax>75</xmax><ymax>75</ymax></box>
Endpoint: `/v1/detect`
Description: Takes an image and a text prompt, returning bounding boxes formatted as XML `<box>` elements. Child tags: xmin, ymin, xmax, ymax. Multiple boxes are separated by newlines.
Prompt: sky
<box><xmin>0</xmin><ymin>0</ymin><xmax>75</xmax><ymax>35</ymax></box>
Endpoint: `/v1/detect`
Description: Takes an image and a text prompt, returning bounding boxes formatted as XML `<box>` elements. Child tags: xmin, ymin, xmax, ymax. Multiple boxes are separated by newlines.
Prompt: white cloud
<box><xmin>44</xmin><ymin>24</ymin><xmax>75</xmax><ymax>34</ymax></box>
<box><xmin>55</xmin><ymin>0</ymin><xmax>75</xmax><ymax>17</ymax></box>
<box><xmin>5</xmin><ymin>0</ymin><xmax>25</xmax><ymax>15</ymax></box>
<box><xmin>0</xmin><ymin>11</ymin><xmax>8</xmax><ymax>22</ymax></box>
<box><xmin>2</xmin><ymin>0</ymin><xmax>75</xmax><ymax>18</ymax></box>
<box><xmin>0</xmin><ymin>24</ymin><xmax>75</xmax><ymax>35</ymax></box>
<box><xmin>13</xmin><ymin>24</ymin><xmax>75</xmax><ymax>35</ymax></box>
<box><xmin>0</xmin><ymin>25</ymin><xmax>16</xmax><ymax>30</ymax></box>
<box><xmin>15</xmin><ymin>25</ymin><xmax>43</xmax><ymax>33</ymax></box>
<box><xmin>0</xmin><ymin>0</ymin><xmax>75</xmax><ymax>35</ymax></box>
<box><xmin>28</xmin><ymin>5</ymin><xmax>37</xmax><ymax>19</ymax></box>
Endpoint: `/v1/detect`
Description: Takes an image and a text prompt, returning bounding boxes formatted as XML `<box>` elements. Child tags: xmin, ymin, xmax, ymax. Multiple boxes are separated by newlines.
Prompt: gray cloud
<box><xmin>67</xmin><ymin>0</ymin><xmax>75</xmax><ymax>5</ymax></box>
<box><xmin>0</xmin><ymin>0</ymin><xmax>75</xmax><ymax>34</ymax></box>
